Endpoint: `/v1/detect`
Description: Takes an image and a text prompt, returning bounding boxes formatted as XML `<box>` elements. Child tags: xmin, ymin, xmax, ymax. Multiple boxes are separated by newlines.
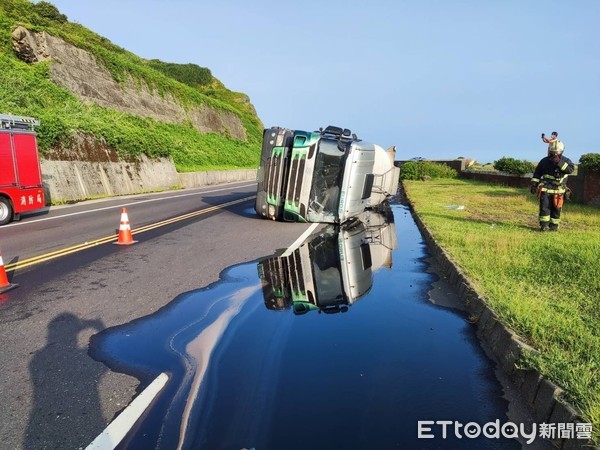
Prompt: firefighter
<box><xmin>530</xmin><ymin>132</ymin><xmax>575</xmax><ymax>231</ymax></box>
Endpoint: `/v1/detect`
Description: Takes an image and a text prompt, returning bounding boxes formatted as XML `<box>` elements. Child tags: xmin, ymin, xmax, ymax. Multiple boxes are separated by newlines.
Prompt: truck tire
<box><xmin>0</xmin><ymin>197</ymin><xmax>13</xmax><ymax>226</ymax></box>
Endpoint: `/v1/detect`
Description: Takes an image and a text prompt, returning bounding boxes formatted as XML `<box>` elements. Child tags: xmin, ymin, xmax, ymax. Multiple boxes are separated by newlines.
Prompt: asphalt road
<box><xmin>0</xmin><ymin>182</ymin><xmax>313</xmax><ymax>450</ymax></box>
<box><xmin>0</xmin><ymin>181</ymin><xmax>258</xmax><ymax>265</ymax></box>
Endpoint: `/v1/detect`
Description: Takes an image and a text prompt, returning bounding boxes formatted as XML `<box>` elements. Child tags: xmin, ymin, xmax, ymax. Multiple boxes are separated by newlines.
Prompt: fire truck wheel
<box><xmin>0</xmin><ymin>197</ymin><xmax>13</xmax><ymax>225</ymax></box>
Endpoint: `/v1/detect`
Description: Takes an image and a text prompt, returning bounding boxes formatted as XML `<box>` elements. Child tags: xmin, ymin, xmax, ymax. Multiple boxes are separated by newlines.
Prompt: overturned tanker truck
<box><xmin>255</xmin><ymin>125</ymin><xmax>399</xmax><ymax>223</ymax></box>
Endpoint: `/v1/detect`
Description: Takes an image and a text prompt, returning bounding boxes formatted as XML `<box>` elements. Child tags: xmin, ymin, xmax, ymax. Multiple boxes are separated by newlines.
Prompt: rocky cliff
<box><xmin>11</xmin><ymin>25</ymin><xmax>247</xmax><ymax>141</ymax></box>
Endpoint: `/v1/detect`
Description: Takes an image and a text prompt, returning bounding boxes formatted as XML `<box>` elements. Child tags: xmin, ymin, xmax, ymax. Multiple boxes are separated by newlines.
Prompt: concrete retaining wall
<box><xmin>178</xmin><ymin>169</ymin><xmax>257</xmax><ymax>188</ymax></box>
<box><xmin>41</xmin><ymin>155</ymin><xmax>257</xmax><ymax>204</ymax></box>
<box><xmin>41</xmin><ymin>155</ymin><xmax>180</xmax><ymax>204</ymax></box>
<box><xmin>405</xmin><ymin>188</ymin><xmax>597</xmax><ymax>449</ymax></box>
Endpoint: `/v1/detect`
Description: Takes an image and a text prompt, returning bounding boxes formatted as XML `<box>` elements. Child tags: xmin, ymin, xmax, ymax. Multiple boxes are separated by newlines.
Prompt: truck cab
<box><xmin>255</xmin><ymin>125</ymin><xmax>399</xmax><ymax>224</ymax></box>
<box><xmin>0</xmin><ymin>114</ymin><xmax>45</xmax><ymax>225</ymax></box>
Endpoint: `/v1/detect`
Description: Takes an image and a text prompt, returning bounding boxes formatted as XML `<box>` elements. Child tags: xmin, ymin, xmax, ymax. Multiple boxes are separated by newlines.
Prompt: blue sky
<box><xmin>46</xmin><ymin>0</ymin><xmax>599</xmax><ymax>163</ymax></box>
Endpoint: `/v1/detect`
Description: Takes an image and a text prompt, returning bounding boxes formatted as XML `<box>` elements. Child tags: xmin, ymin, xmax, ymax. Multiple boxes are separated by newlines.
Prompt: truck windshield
<box><xmin>307</xmin><ymin>139</ymin><xmax>345</xmax><ymax>221</ymax></box>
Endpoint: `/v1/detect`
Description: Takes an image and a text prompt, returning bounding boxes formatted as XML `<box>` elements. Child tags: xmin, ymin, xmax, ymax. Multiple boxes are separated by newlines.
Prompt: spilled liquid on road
<box><xmin>90</xmin><ymin>204</ymin><xmax>519</xmax><ymax>449</ymax></box>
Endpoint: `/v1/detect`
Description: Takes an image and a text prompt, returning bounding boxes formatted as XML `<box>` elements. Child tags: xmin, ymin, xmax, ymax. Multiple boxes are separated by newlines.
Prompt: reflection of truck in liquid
<box><xmin>0</xmin><ymin>114</ymin><xmax>45</xmax><ymax>225</ymax></box>
<box><xmin>255</xmin><ymin>125</ymin><xmax>399</xmax><ymax>223</ymax></box>
<box><xmin>258</xmin><ymin>206</ymin><xmax>397</xmax><ymax>315</ymax></box>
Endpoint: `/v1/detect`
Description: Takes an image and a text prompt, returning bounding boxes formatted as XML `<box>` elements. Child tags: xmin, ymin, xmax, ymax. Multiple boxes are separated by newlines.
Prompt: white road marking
<box><xmin>281</xmin><ymin>223</ymin><xmax>319</xmax><ymax>257</ymax></box>
<box><xmin>86</xmin><ymin>372</ymin><xmax>169</xmax><ymax>450</ymax></box>
<box><xmin>5</xmin><ymin>183</ymin><xmax>255</xmax><ymax>228</ymax></box>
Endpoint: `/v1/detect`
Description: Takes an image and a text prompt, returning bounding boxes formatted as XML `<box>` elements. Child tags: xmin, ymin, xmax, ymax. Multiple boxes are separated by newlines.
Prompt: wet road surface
<box><xmin>90</xmin><ymin>204</ymin><xmax>524</xmax><ymax>449</ymax></box>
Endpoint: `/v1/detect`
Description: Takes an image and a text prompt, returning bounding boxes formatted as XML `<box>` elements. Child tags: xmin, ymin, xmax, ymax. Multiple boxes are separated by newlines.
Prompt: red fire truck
<box><xmin>0</xmin><ymin>114</ymin><xmax>45</xmax><ymax>225</ymax></box>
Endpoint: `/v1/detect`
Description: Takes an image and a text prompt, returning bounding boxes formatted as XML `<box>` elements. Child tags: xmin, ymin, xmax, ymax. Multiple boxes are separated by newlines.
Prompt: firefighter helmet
<box><xmin>548</xmin><ymin>140</ymin><xmax>565</xmax><ymax>155</ymax></box>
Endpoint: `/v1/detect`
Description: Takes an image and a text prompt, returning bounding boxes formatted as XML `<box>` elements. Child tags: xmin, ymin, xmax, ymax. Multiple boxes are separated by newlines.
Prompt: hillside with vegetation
<box><xmin>0</xmin><ymin>0</ymin><xmax>263</xmax><ymax>172</ymax></box>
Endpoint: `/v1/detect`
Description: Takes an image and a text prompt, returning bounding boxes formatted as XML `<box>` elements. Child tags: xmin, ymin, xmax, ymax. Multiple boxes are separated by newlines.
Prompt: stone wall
<box><xmin>460</xmin><ymin>171</ymin><xmax>532</xmax><ymax>189</ymax></box>
<box><xmin>431</xmin><ymin>159</ymin><xmax>464</xmax><ymax>173</ymax></box>
<box><xmin>581</xmin><ymin>168</ymin><xmax>600</xmax><ymax>206</ymax></box>
<box><xmin>567</xmin><ymin>169</ymin><xmax>586</xmax><ymax>204</ymax></box>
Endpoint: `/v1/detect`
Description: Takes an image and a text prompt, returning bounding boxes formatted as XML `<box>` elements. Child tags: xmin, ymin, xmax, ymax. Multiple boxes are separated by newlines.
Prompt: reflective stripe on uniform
<box><xmin>560</xmin><ymin>162</ymin><xmax>568</xmax><ymax>171</ymax></box>
<box><xmin>539</xmin><ymin>215</ymin><xmax>550</xmax><ymax>222</ymax></box>
<box><xmin>541</xmin><ymin>174</ymin><xmax>568</xmax><ymax>183</ymax></box>
<box><xmin>550</xmin><ymin>218</ymin><xmax>561</xmax><ymax>224</ymax></box>
<box><xmin>540</xmin><ymin>187</ymin><xmax>566</xmax><ymax>194</ymax></box>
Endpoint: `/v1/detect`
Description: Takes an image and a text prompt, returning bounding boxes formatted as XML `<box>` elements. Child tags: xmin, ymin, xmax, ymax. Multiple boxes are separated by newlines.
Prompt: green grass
<box><xmin>0</xmin><ymin>0</ymin><xmax>262</xmax><ymax>171</ymax></box>
<box><xmin>146</xmin><ymin>59</ymin><xmax>212</xmax><ymax>89</ymax></box>
<box><xmin>404</xmin><ymin>178</ymin><xmax>599</xmax><ymax>437</ymax></box>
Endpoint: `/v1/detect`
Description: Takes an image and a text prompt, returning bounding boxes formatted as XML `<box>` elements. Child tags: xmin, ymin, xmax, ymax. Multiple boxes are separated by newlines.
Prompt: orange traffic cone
<box><xmin>0</xmin><ymin>252</ymin><xmax>19</xmax><ymax>293</ymax></box>
<box><xmin>113</xmin><ymin>208</ymin><xmax>138</xmax><ymax>246</ymax></box>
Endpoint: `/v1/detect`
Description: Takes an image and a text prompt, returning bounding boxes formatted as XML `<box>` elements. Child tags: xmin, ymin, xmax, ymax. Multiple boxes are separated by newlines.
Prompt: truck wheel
<box><xmin>0</xmin><ymin>197</ymin><xmax>13</xmax><ymax>226</ymax></box>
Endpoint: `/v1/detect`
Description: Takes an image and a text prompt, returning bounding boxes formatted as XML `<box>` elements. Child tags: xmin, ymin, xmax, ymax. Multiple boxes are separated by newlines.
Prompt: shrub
<box><xmin>493</xmin><ymin>157</ymin><xmax>535</xmax><ymax>175</ymax></box>
<box><xmin>579</xmin><ymin>153</ymin><xmax>600</xmax><ymax>171</ymax></box>
<box><xmin>400</xmin><ymin>161</ymin><xmax>459</xmax><ymax>180</ymax></box>
<box><xmin>146</xmin><ymin>60</ymin><xmax>212</xmax><ymax>88</ymax></box>
<box><xmin>32</xmin><ymin>1</ymin><xmax>67</xmax><ymax>23</ymax></box>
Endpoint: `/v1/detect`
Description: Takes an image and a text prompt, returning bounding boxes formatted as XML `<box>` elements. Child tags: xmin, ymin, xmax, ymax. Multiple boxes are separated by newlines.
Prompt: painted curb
<box><xmin>404</xmin><ymin>195</ymin><xmax>598</xmax><ymax>450</ymax></box>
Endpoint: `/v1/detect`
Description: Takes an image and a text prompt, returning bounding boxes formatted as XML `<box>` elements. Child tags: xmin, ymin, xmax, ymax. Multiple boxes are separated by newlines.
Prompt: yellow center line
<box><xmin>5</xmin><ymin>196</ymin><xmax>255</xmax><ymax>273</ymax></box>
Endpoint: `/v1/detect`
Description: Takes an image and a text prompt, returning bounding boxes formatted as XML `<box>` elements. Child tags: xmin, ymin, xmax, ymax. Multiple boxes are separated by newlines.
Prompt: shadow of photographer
<box><xmin>24</xmin><ymin>312</ymin><xmax>106</xmax><ymax>449</ymax></box>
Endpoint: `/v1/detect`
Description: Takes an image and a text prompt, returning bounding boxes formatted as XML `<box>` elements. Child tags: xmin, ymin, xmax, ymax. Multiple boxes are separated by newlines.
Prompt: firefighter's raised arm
<box><xmin>541</xmin><ymin>131</ymin><xmax>558</xmax><ymax>144</ymax></box>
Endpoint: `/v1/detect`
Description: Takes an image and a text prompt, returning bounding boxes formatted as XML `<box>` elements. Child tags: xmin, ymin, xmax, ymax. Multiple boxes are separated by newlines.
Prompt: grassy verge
<box><xmin>403</xmin><ymin>178</ymin><xmax>599</xmax><ymax>436</ymax></box>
